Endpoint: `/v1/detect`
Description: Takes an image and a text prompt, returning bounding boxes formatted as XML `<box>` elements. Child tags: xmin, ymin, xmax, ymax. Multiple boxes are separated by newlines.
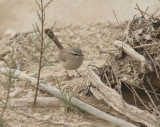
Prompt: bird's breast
<box><xmin>60</xmin><ymin>55</ymin><xmax>83</xmax><ymax>70</ymax></box>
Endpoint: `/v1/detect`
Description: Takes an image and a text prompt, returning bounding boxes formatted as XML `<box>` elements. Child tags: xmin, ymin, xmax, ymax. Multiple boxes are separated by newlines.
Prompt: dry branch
<box><xmin>113</xmin><ymin>40</ymin><xmax>146</xmax><ymax>64</ymax></box>
<box><xmin>133</xmin><ymin>42</ymin><xmax>160</xmax><ymax>49</ymax></box>
<box><xmin>97</xmin><ymin>46</ymin><xmax>117</xmax><ymax>54</ymax></box>
<box><xmin>113</xmin><ymin>40</ymin><xmax>147</xmax><ymax>72</ymax></box>
<box><xmin>0</xmin><ymin>67</ymin><xmax>137</xmax><ymax>127</ymax></box>
<box><xmin>0</xmin><ymin>97</ymin><xmax>62</xmax><ymax>108</ymax></box>
<box><xmin>88</xmin><ymin>67</ymin><xmax>158</xmax><ymax>127</ymax></box>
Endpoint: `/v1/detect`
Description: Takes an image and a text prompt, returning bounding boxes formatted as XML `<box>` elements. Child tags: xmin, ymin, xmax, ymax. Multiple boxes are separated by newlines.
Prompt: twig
<box><xmin>131</xmin><ymin>85</ymin><xmax>150</xmax><ymax>111</ymax></box>
<box><xmin>144</xmin><ymin>49</ymin><xmax>160</xmax><ymax>78</ymax></box>
<box><xmin>125</xmin><ymin>20</ymin><xmax>131</xmax><ymax>41</ymax></box>
<box><xmin>0</xmin><ymin>83</ymin><xmax>10</xmax><ymax>121</ymax></box>
<box><xmin>146</xmin><ymin>76</ymin><xmax>159</xmax><ymax>100</ymax></box>
<box><xmin>109</xmin><ymin>61</ymin><xmax>121</xmax><ymax>94</ymax></box>
<box><xmin>133</xmin><ymin>42</ymin><xmax>160</xmax><ymax>49</ymax></box>
<box><xmin>143</xmin><ymin>7</ymin><xmax>149</xmax><ymax>17</ymax></box>
<box><xmin>152</xmin><ymin>8</ymin><xmax>159</xmax><ymax>17</ymax></box>
<box><xmin>0</xmin><ymin>69</ymin><xmax>14</xmax><ymax>123</ymax></box>
<box><xmin>88</xmin><ymin>64</ymin><xmax>100</xmax><ymax>69</ymax></box>
<box><xmin>113</xmin><ymin>9</ymin><xmax>119</xmax><ymax>25</ymax></box>
<box><xmin>126</xmin><ymin>81</ymin><xmax>160</xmax><ymax>97</ymax></box>
<box><xmin>141</xmin><ymin>84</ymin><xmax>160</xmax><ymax>126</ymax></box>
<box><xmin>104</xmin><ymin>73</ymin><xmax>111</xmax><ymax>87</ymax></box>
<box><xmin>0</xmin><ymin>67</ymin><xmax>137</xmax><ymax>127</ymax></box>
<box><xmin>34</xmin><ymin>0</ymin><xmax>45</xmax><ymax>105</ymax></box>
<box><xmin>136</xmin><ymin>4</ymin><xmax>145</xmax><ymax>18</ymax></box>
<box><xmin>123</xmin><ymin>83</ymin><xmax>138</xmax><ymax>107</ymax></box>
<box><xmin>141</xmin><ymin>84</ymin><xmax>158</xmax><ymax>112</ymax></box>
<box><xmin>134</xmin><ymin>8</ymin><xmax>152</xmax><ymax>18</ymax></box>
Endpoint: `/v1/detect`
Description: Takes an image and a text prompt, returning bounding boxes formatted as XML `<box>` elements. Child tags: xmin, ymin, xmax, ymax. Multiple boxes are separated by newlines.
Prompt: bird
<box><xmin>45</xmin><ymin>29</ymin><xmax>84</xmax><ymax>79</ymax></box>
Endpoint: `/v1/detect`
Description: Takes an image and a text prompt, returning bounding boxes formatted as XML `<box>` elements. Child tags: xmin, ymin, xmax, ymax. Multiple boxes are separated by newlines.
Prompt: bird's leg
<box><xmin>65</xmin><ymin>69</ymin><xmax>72</xmax><ymax>80</ymax></box>
<box><xmin>76</xmin><ymin>70</ymin><xmax>81</xmax><ymax>77</ymax></box>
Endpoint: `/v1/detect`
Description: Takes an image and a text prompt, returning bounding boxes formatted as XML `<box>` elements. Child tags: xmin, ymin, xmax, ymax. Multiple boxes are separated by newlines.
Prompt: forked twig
<box><xmin>134</xmin><ymin>8</ymin><xmax>152</xmax><ymax>18</ymax></box>
<box><xmin>136</xmin><ymin>4</ymin><xmax>145</xmax><ymax>18</ymax></box>
<box><xmin>143</xmin><ymin>7</ymin><xmax>149</xmax><ymax>17</ymax></box>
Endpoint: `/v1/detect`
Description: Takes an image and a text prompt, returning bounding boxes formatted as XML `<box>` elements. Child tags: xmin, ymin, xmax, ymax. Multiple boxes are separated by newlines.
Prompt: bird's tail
<box><xmin>45</xmin><ymin>29</ymin><xmax>63</xmax><ymax>50</ymax></box>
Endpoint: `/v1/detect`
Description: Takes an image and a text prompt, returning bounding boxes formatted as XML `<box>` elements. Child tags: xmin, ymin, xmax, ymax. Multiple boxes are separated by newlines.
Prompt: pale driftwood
<box><xmin>97</xmin><ymin>46</ymin><xmax>117</xmax><ymax>54</ymax></box>
<box><xmin>0</xmin><ymin>67</ymin><xmax>137</xmax><ymax>127</ymax></box>
<box><xmin>113</xmin><ymin>40</ymin><xmax>146</xmax><ymax>62</ymax></box>
<box><xmin>113</xmin><ymin>40</ymin><xmax>147</xmax><ymax>72</ymax></box>
<box><xmin>0</xmin><ymin>97</ymin><xmax>62</xmax><ymax>108</ymax></box>
<box><xmin>88</xmin><ymin>67</ymin><xmax>158</xmax><ymax>127</ymax></box>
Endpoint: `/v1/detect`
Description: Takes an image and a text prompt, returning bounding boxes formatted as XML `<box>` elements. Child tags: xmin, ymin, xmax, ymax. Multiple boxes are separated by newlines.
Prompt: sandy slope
<box><xmin>0</xmin><ymin>0</ymin><xmax>160</xmax><ymax>126</ymax></box>
<box><xmin>0</xmin><ymin>0</ymin><xmax>160</xmax><ymax>38</ymax></box>
<box><xmin>0</xmin><ymin>22</ymin><xmax>125</xmax><ymax>127</ymax></box>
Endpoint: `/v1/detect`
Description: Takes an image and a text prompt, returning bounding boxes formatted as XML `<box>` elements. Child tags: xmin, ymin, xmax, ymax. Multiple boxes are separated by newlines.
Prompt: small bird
<box><xmin>45</xmin><ymin>29</ymin><xmax>84</xmax><ymax>79</ymax></box>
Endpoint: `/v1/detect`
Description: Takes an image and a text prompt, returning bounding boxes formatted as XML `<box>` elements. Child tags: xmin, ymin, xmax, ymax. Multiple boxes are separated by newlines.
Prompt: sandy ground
<box><xmin>0</xmin><ymin>0</ymin><xmax>160</xmax><ymax>127</ymax></box>
<box><xmin>0</xmin><ymin>22</ymin><xmax>125</xmax><ymax>127</ymax></box>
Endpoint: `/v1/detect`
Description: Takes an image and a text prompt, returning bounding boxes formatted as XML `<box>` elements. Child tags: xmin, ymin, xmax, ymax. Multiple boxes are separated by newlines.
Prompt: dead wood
<box><xmin>88</xmin><ymin>66</ymin><xmax>158</xmax><ymax>127</ymax></box>
<box><xmin>113</xmin><ymin>40</ymin><xmax>147</xmax><ymax>73</ymax></box>
<box><xmin>0</xmin><ymin>67</ymin><xmax>137</xmax><ymax>127</ymax></box>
